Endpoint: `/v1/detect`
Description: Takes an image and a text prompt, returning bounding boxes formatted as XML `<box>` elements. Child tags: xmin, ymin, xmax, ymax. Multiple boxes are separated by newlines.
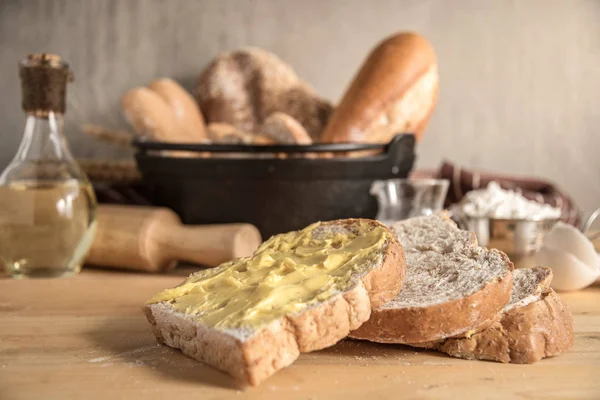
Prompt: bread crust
<box><xmin>143</xmin><ymin>219</ymin><xmax>405</xmax><ymax>386</ymax></box>
<box><xmin>434</xmin><ymin>289</ymin><xmax>574</xmax><ymax>363</ymax></box>
<box><xmin>320</xmin><ymin>32</ymin><xmax>438</xmax><ymax>144</ymax></box>
<box><xmin>350</xmin><ymin>250</ymin><xmax>513</xmax><ymax>343</ymax></box>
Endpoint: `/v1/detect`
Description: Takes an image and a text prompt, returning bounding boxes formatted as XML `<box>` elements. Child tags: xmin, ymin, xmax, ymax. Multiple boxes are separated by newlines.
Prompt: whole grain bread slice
<box><xmin>143</xmin><ymin>219</ymin><xmax>405</xmax><ymax>386</ymax></box>
<box><xmin>350</xmin><ymin>213</ymin><xmax>513</xmax><ymax>343</ymax></box>
<box><xmin>423</xmin><ymin>267</ymin><xmax>573</xmax><ymax>363</ymax></box>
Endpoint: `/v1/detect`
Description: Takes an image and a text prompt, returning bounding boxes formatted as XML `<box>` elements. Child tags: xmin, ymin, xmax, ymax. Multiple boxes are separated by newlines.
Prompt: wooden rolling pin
<box><xmin>85</xmin><ymin>205</ymin><xmax>262</xmax><ymax>272</ymax></box>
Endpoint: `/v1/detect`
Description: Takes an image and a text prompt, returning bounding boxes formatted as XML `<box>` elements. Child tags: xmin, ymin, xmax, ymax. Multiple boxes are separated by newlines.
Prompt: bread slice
<box><xmin>350</xmin><ymin>213</ymin><xmax>513</xmax><ymax>343</ymax></box>
<box><xmin>143</xmin><ymin>219</ymin><xmax>405</xmax><ymax>386</ymax></box>
<box><xmin>427</xmin><ymin>267</ymin><xmax>574</xmax><ymax>363</ymax></box>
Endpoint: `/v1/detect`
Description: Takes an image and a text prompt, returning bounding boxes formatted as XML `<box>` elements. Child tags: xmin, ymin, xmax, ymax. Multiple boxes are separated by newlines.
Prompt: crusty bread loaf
<box><xmin>320</xmin><ymin>32</ymin><xmax>438</xmax><ymax>144</ymax></box>
<box><xmin>261</xmin><ymin>112</ymin><xmax>313</xmax><ymax>145</ymax></box>
<box><xmin>350</xmin><ymin>213</ymin><xmax>513</xmax><ymax>343</ymax></box>
<box><xmin>427</xmin><ymin>267</ymin><xmax>574</xmax><ymax>363</ymax></box>
<box><xmin>143</xmin><ymin>219</ymin><xmax>405</xmax><ymax>386</ymax></box>
<box><xmin>195</xmin><ymin>48</ymin><xmax>333</xmax><ymax>140</ymax></box>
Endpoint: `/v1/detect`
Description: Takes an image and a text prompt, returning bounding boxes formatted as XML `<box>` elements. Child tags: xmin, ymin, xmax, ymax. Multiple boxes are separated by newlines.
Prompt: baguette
<box><xmin>143</xmin><ymin>219</ymin><xmax>405</xmax><ymax>386</ymax></box>
<box><xmin>350</xmin><ymin>213</ymin><xmax>513</xmax><ymax>343</ymax></box>
<box><xmin>424</xmin><ymin>267</ymin><xmax>574</xmax><ymax>363</ymax></box>
<box><xmin>321</xmin><ymin>32</ymin><xmax>438</xmax><ymax>144</ymax></box>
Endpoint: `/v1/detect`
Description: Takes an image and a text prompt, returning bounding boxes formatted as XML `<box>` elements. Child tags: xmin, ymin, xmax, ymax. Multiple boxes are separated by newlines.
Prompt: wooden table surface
<box><xmin>1</xmin><ymin>268</ymin><xmax>599</xmax><ymax>400</ymax></box>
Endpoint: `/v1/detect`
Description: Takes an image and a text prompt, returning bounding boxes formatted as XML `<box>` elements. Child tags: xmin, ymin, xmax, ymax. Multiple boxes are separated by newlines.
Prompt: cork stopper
<box><xmin>19</xmin><ymin>53</ymin><xmax>74</xmax><ymax>117</ymax></box>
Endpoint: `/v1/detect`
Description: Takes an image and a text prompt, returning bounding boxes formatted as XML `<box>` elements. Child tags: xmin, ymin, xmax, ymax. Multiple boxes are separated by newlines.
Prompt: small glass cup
<box><xmin>370</xmin><ymin>179</ymin><xmax>449</xmax><ymax>225</ymax></box>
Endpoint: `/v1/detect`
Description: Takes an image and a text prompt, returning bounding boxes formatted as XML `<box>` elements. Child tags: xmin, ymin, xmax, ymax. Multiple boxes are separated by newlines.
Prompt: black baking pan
<box><xmin>134</xmin><ymin>134</ymin><xmax>416</xmax><ymax>238</ymax></box>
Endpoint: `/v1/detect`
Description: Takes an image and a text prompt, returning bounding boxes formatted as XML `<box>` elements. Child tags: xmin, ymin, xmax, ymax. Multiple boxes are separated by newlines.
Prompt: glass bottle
<box><xmin>0</xmin><ymin>54</ymin><xmax>97</xmax><ymax>278</ymax></box>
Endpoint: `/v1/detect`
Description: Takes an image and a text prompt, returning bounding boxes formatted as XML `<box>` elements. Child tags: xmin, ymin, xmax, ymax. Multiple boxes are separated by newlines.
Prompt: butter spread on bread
<box><xmin>143</xmin><ymin>219</ymin><xmax>405</xmax><ymax>386</ymax></box>
<box><xmin>147</xmin><ymin>222</ymin><xmax>388</xmax><ymax>329</ymax></box>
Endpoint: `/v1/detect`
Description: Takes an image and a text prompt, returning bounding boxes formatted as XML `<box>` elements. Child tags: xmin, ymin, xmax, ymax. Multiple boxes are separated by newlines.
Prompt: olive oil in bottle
<box><xmin>0</xmin><ymin>54</ymin><xmax>97</xmax><ymax>278</ymax></box>
<box><xmin>0</xmin><ymin>180</ymin><xmax>96</xmax><ymax>277</ymax></box>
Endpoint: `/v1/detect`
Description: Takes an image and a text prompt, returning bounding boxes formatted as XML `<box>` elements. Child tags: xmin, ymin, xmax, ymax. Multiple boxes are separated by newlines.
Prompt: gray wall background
<box><xmin>1</xmin><ymin>0</ymin><xmax>598</xmax><ymax>213</ymax></box>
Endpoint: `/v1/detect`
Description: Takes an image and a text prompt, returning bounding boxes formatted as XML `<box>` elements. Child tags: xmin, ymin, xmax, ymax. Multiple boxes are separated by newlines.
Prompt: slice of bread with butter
<box><xmin>143</xmin><ymin>219</ymin><xmax>405</xmax><ymax>386</ymax></box>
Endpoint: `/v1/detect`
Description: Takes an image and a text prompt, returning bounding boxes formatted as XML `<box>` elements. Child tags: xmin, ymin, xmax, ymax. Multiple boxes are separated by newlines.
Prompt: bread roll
<box><xmin>321</xmin><ymin>32</ymin><xmax>438</xmax><ymax>143</ymax></box>
<box><xmin>121</xmin><ymin>87</ymin><xmax>185</xmax><ymax>141</ymax></box>
<box><xmin>275</xmin><ymin>85</ymin><xmax>333</xmax><ymax>141</ymax></box>
<box><xmin>207</xmin><ymin>123</ymin><xmax>274</xmax><ymax>145</ymax></box>
<box><xmin>261</xmin><ymin>112</ymin><xmax>312</xmax><ymax>145</ymax></box>
<box><xmin>195</xmin><ymin>47</ymin><xmax>333</xmax><ymax>140</ymax></box>
<box><xmin>122</xmin><ymin>80</ymin><xmax>207</xmax><ymax>144</ymax></box>
<box><xmin>147</xmin><ymin>78</ymin><xmax>207</xmax><ymax>139</ymax></box>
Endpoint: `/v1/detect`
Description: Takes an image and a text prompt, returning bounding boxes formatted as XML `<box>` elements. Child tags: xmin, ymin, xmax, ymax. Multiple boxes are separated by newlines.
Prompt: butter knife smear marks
<box><xmin>146</xmin><ymin>222</ymin><xmax>388</xmax><ymax>329</ymax></box>
<box><xmin>536</xmin><ymin>222</ymin><xmax>600</xmax><ymax>291</ymax></box>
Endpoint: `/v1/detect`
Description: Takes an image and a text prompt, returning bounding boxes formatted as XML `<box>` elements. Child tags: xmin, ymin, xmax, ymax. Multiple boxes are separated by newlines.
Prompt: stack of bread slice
<box><xmin>351</xmin><ymin>213</ymin><xmax>574</xmax><ymax>363</ymax></box>
<box><xmin>143</xmin><ymin>214</ymin><xmax>574</xmax><ymax>387</ymax></box>
<box><xmin>418</xmin><ymin>267</ymin><xmax>574</xmax><ymax>363</ymax></box>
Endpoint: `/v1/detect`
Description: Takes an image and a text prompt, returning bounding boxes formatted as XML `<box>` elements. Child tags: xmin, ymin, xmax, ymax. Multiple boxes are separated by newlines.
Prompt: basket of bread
<box><xmin>88</xmin><ymin>32</ymin><xmax>438</xmax><ymax>237</ymax></box>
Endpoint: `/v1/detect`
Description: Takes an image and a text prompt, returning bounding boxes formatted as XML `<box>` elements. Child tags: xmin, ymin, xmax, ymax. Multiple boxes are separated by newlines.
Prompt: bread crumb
<box><xmin>423</xmin><ymin>384</ymin><xmax>441</xmax><ymax>390</ymax></box>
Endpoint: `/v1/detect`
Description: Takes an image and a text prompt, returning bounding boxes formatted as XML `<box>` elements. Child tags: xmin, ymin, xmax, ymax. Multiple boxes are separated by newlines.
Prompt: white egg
<box><xmin>543</xmin><ymin>222</ymin><xmax>600</xmax><ymax>271</ymax></box>
<box><xmin>536</xmin><ymin>244</ymin><xmax>600</xmax><ymax>291</ymax></box>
